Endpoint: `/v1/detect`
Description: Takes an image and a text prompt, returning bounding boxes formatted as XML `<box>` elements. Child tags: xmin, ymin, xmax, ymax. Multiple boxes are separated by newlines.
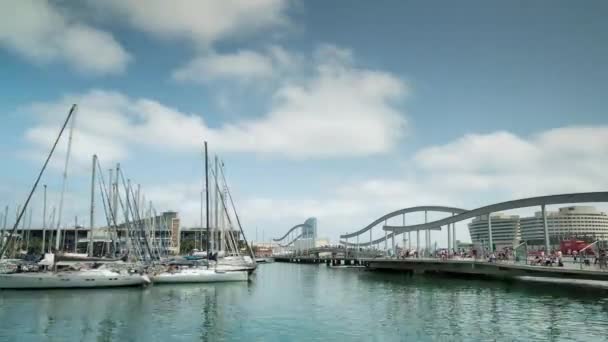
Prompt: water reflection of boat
<box><xmin>255</xmin><ymin>257</ymin><xmax>274</xmax><ymax>264</ymax></box>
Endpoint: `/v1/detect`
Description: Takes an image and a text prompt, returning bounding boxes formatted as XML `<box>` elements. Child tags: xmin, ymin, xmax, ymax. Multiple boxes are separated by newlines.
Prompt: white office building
<box><xmin>468</xmin><ymin>213</ymin><xmax>520</xmax><ymax>250</ymax></box>
<box><xmin>520</xmin><ymin>206</ymin><xmax>608</xmax><ymax>246</ymax></box>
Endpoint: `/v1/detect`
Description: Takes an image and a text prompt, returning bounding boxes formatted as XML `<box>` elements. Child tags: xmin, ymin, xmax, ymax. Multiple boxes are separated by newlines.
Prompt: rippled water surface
<box><xmin>1</xmin><ymin>263</ymin><xmax>607</xmax><ymax>341</ymax></box>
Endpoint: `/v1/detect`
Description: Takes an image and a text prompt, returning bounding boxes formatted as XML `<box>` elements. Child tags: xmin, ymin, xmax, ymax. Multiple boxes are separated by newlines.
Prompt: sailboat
<box><xmin>150</xmin><ymin>141</ymin><xmax>248</xmax><ymax>284</ymax></box>
<box><xmin>0</xmin><ymin>106</ymin><xmax>151</xmax><ymax>289</ymax></box>
<box><xmin>207</xmin><ymin>157</ymin><xmax>257</xmax><ymax>274</ymax></box>
<box><xmin>0</xmin><ymin>253</ymin><xmax>150</xmax><ymax>289</ymax></box>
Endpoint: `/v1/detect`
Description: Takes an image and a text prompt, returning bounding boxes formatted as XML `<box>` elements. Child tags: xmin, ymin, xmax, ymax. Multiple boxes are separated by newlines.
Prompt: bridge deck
<box><xmin>273</xmin><ymin>255</ymin><xmax>608</xmax><ymax>281</ymax></box>
<box><xmin>364</xmin><ymin>258</ymin><xmax>608</xmax><ymax>281</ymax></box>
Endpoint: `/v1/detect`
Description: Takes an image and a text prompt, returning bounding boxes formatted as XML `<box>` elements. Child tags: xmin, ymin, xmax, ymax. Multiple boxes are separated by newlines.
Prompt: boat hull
<box><xmin>0</xmin><ymin>270</ymin><xmax>149</xmax><ymax>289</ymax></box>
<box><xmin>151</xmin><ymin>269</ymin><xmax>248</xmax><ymax>283</ymax></box>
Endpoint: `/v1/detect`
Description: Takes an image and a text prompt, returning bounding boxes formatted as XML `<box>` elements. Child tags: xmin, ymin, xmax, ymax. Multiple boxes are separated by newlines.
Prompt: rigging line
<box><xmin>218</xmin><ymin>163</ymin><xmax>255</xmax><ymax>261</ymax></box>
<box><xmin>96</xmin><ymin>166</ymin><xmax>116</xmax><ymax>255</ymax></box>
<box><xmin>0</xmin><ymin>105</ymin><xmax>76</xmax><ymax>258</ymax></box>
<box><xmin>54</xmin><ymin>105</ymin><xmax>77</xmax><ymax>250</ymax></box>
<box><xmin>95</xmin><ymin>159</ymin><xmax>119</xmax><ymax>254</ymax></box>
<box><xmin>122</xmin><ymin>173</ymin><xmax>154</xmax><ymax>261</ymax></box>
<box><xmin>106</xmin><ymin>164</ymin><xmax>143</xmax><ymax>261</ymax></box>
<box><xmin>210</xmin><ymin>168</ymin><xmax>240</xmax><ymax>256</ymax></box>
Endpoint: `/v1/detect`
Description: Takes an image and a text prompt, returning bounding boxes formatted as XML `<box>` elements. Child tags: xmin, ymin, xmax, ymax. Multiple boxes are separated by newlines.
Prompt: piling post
<box><xmin>488</xmin><ymin>213</ymin><xmax>493</xmax><ymax>253</ymax></box>
<box><xmin>542</xmin><ymin>204</ymin><xmax>550</xmax><ymax>253</ymax></box>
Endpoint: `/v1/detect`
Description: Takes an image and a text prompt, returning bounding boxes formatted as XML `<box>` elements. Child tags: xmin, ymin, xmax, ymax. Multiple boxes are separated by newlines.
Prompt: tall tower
<box><xmin>303</xmin><ymin>217</ymin><xmax>317</xmax><ymax>249</ymax></box>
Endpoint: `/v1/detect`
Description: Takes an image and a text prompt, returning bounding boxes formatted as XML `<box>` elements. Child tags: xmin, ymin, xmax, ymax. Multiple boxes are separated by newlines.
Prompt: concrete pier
<box><xmin>364</xmin><ymin>258</ymin><xmax>608</xmax><ymax>281</ymax></box>
<box><xmin>274</xmin><ymin>254</ymin><xmax>608</xmax><ymax>282</ymax></box>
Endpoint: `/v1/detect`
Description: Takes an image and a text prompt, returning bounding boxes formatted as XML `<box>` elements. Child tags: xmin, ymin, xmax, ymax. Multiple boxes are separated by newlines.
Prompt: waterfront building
<box><xmin>294</xmin><ymin>217</ymin><xmax>317</xmax><ymax>250</ymax></box>
<box><xmin>520</xmin><ymin>206</ymin><xmax>608</xmax><ymax>247</ymax></box>
<box><xmin>315</xmin><ymin>238</ymin><xmax>330</xmax><ymax>247</ymax></box>
<box><xmin>179</xmin><ymin>226</ymin><xmax>242</xmax><ymax>254</ymax></box>
<box><xmin>468</xmin><ymin>213</ymin><xmax>520</xmax><ymax>250</ymax></box>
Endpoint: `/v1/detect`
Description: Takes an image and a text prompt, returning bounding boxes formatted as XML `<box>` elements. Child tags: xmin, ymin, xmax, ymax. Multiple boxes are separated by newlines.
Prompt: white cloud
<box><xmin>0</xmin><ymin>0</ymin><xmax>130</xmax><ymax>75</ymax></box>
<box><xmin>173</xmin><ymin>45</ymin><xmax>302</xmax><ymax>84</ymax></box>
<box><xmin>210</xmin><ymin>45</ymin><xmax>407</xmax><ymax>157</ymax></box>
<box><xmin>22</xmin><ymin>90</ymin><xmax>209</xmax><ymax>169</ymax></box>
<box><xmin>414</xmin><ymin>127</ymin><xmax>608</xmax><ymax>197</ymax></box>
<box><xmin>90</xmin><ymin>0</ymin><xmax>290</xmax><ymax>46</ymax></box>
<box><xmin>173</xmin><ymin>49</ymin><xmax>276</xmax><ymax>83</ymax></box>
<box><xmin>23</xmin><ymin>45</ymin><xmax>408</xmax><ymax>163</ymax></box>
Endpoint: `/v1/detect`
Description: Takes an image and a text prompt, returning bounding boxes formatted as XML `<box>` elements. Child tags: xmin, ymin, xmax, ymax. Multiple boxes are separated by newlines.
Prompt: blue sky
<box><xmin>1</xmin><ymin>0</ymin><xmax>607</xmax><ymax>244</ymax></box>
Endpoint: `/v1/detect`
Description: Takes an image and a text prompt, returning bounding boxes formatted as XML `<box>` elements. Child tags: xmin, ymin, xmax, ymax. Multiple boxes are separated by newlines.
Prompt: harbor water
<box><xmin>1</xmin><ymin>263</ymin><xmax>607</xmax><ymax>341</ymax></box>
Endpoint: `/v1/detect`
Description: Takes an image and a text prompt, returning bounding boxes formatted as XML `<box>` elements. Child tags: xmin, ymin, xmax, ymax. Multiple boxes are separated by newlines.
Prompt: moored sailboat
<box><xmin>0</xmin><ymin>266</ymin><xmax>150</xmax><ymax>289</ymax></box>
<box><xmin>150</xmin><ymin>266</ymin><xmax>247</xmax><ymax>283</ymax></box>
<box><xmin>149</xmin><ymin>141</ymin><xmax>249</xmax><ymax>284</ymax></box>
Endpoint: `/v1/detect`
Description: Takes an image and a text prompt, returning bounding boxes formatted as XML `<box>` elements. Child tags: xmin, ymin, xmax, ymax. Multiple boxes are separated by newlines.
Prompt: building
<box><xmin>179</xmin><ymin>226</ymin><xmax>242</xmax><ymax>254</ymax></box>
<box><xmin>468</xmin><ymin>213</ymin><xmax>520</xmax><ymax>250</ymax></box>
<box><xmin>520</xmin><ymin>206</ymin><xmax>608</xmax><ymax>247</ymax></box>
<box><xmin>294</xmin><ymin>217</ymin><xmax>317</xmax><ymax>250</ymax></box>
<box><xmin>315</xmin><ymin>238</ymin><xmax>330</xmax><ymax>247</ymax></box>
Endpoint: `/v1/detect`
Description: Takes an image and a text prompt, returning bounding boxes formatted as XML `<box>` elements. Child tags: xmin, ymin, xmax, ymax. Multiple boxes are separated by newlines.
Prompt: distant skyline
<box><xmin>1</xmin><ymin>1</ymin><xmax>607</xmax><ymax>244</ymax></box>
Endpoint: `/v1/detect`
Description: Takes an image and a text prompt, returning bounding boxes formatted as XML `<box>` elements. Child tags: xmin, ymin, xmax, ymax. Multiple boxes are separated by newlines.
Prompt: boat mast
<box><xmin>204</xmin><ymin>141</ymin><xmax>210</xmax><ymax>268</ymax></box>
<box><xmin>213</xmin><ymin>155</ymin><xmax>219</xmax><ymax>254</ymax></box>
<box><xmin>41</xmin><ymin>185</ymin><xmax>47</xmax><ymax>254</ymax></box>
<box><xmin>26</xmin><ymin>207</ymin><xmax>32</xmax><ymax>252</ymax></box>
<box><xmin>1</xmin><ymin>206</ymin><xmax>7</xmax><ymax>248</ymax></box>
<box><xmin>55</xmin><ymin>105</ymin><xmax>77</xmax><ymax>251</ymax></box>
<box><xmin>199</xmin><ymin>190</ymin><xmax>203</xmax><ymax>250</ymax></box>
<box><xmin>218</xmin><ymin>163</ymin><xmax>256</xmax><ymax>262</ymax></box>
<box><xmin>0</xmin><ymin>105</ymin><xmax>76</xmax><ymax>259</ymax></box>
<box><xmin>88</xmin><ymin>154</ymin><xmax>97</xmax><ymax>257</ymax></box>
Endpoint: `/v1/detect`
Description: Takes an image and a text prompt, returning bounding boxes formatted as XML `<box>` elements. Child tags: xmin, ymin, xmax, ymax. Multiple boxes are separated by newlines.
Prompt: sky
<box><xmin>0</xmin><ymin>0</ymin><xmax>607</xmax><ymax>246</ymax></box>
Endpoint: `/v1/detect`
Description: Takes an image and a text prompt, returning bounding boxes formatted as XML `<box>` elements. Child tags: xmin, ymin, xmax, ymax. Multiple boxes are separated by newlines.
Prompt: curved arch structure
<box><xmin>340</xmin><ymin>206</ymin><xmax>467</xmax><ymax>239</ymax></box>
<box><xmin>273</xmin><ymin>223</ymin><xmax>310</xmax><ymax>242</ymax></box>
<box><xmin>340</xmin><ymin>225</ymin><xmax>443</xmax><ymax>247</ymax></box>
<box><xmin>279</xmin><ymin>233</ymin><xmax>304</xmax><ymax>247</ymax></box>
<box><xmin>385</xmin><ymin>192</ymin><xmax>608</xmax><ymax>234</ymax></box>
<box><xmin>341</xmin><ymin>231</ymin><xmax>397</xmax><ymax>247</ymax></box>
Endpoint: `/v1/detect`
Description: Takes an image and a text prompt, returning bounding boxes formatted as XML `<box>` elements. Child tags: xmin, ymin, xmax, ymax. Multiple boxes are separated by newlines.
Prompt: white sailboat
<box><xmin>0</xmin><ymin>268</ymin><xmax>150</xmax><ymax>289</ymax></box>
<box><xmin>150</xmin><ymin>141</ymin><xmax>248</xmax><ymax>284</ymax></box>
<box><xmin>0</xmin><ymin>106</ymin><xmax>151</xmax><ymax>290</ymax></box>
<box><xmin>0</xmin><ymin>254</ymin><xmax>150</xmax><ymax>289</ymax></box>
<box><xmin>209</xmin><ymin>158</ymin><xmax>257</xmax><ymax>274</ymax></box>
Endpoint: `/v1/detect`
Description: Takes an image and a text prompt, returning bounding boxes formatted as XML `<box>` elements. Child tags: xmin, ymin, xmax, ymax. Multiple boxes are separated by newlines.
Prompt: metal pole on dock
<box><xmin>488</xmin><ymin>213</ymin><xmax>493</xmax><ymax>253</ymax></box>
<box><xmin>447</xmin><ymin>222</ymin><xmax>451</xmax><ymax>254</ymax></box>
<box><xmin>391</xmin><ymin>233</ymin><xmax>395</xmax><ymax>258</ymax></box>
<box><xmin>384</xmin><ymin>220</ymin><xmax>387</xmax><ymax>252</ymax></box>
<box><xmin>452</xmin><ymin>213</ymin><xmax>456</xmax><ymax>253</ymax></box>
<box><xmin>542</xmin><ymin>204</ymin><xmax>550</xmax><ymax>253</ymax></box>
<box><xmin>424</xmin><ymin>210</ymin><xmax>431</xmax><ymax>254</ymax></box>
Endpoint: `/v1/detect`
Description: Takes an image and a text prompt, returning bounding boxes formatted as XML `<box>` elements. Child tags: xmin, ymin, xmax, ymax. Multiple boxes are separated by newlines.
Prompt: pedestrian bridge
<box><xmin>273</xmin><ymin>218</ymin><xmax>318</xmax><ymax>250</ymax></box>
<box><xmin>339</xmin><ymin>192</ymin><xmax>608</xmax><ymax>255</ymax></box>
